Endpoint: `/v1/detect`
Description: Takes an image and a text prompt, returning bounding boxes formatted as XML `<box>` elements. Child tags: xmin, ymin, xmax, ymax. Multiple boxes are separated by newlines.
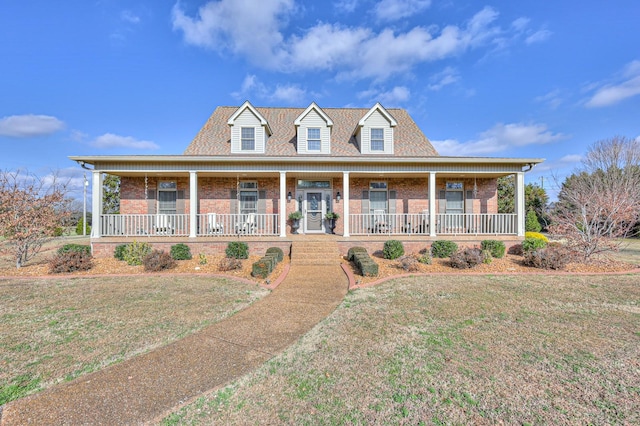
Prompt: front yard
<box><xmin>163</xmin><ymin>273</ymin><xmax>640</xmax><ymax>425</ymax></box>
<box><xmin>0</xmin><ymin>275</ymin><xmax>268</xmax><ymax>405</ymax></box>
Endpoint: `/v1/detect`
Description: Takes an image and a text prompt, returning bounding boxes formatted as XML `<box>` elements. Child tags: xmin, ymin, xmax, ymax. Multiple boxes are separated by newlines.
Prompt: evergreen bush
<box><xmin>114</xmin><ymin>244</ymin><xmax>127</xmax><ymax>261</ymax></box>
<box><xmin>347</xmin><ymin>246</ymin><xmax>368</xmax><ymax>261</ymax></box>
<box><xmin>170</xmin><ymin>243</ymin><xmax>192</xmax><ymax>260</ymax></box>
<box><xmin>122</xmin><ymin>241</ymin><xmax>152</xmax><ymax>266</ymax></box>
<box><xmin>266</xmin><ymin>247</ymin><xmax>284</xmax><ymax>262</ymax></box>
<box><xmin>525</xmin><ymin>209</ymin><xmax>542</xmax><ymax>233</ymax></box>
<box><xmin>75</xmin><ymin>218</ymin><xmax>91</xmax><ymax>236</ymax></box>
<box><xmin>431</xmin><ymin>240</ymin><xmax>458</xmax><ymax>258</ymax></box>
<box><xmin>226</xmin><ymin>241</ymin><xmax>249</xmax><ymax>259</ymax></box>
<box><xmin>383</xmin><ymin>240</ymin><xmax>404</xmax><ymax>260</ymax></box>
<box><xmin>57</xmin><ymin>244</ymin><xmax>91</xmax><ymax>256</ymax></box>
<box><xmin>522</xmin><ymin>237</ymin><xmax>547</xmax><ymax>253</ymax></box>
<box><xmin>480</xmin><ymin>240</ymin><xmax>506</xmax><ymax>258</ymax></box>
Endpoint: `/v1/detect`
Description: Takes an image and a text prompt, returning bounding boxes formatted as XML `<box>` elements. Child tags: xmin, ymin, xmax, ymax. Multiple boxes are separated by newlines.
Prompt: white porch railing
<box><xmin>349</xmin><ymin>213</ymin><xmax>517</xmax><ymax>235</ymax></box>
<box><xmin>196</xmin><ymin>213</ymin><xmax>279</xmax><ymax>236</ymax></box>
<box><xmin>100</xmin><ymin>214</ymin><xmax>190</xmax><ymax>237</ymax></box>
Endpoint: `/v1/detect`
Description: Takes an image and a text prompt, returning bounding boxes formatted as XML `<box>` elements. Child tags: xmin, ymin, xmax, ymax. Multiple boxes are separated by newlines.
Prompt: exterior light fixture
<box><xmin>336</xmin><ymin>191</ymin><xmax>341</xmax><ymax>202</ymax></box>
<box><xmin>287</xmin><ymin>191</ymin><xmax>292</xmax><ymax>202</ymax></box>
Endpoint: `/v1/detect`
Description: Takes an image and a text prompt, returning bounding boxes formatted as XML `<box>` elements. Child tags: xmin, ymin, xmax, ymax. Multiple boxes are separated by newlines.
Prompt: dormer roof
<box><xmin>227</xmin><ymin>100</ymin><xmax>273</xmax><ymax>136</ymax></box>
<box><xmin>294</xmin><ymin>102</ymin><xmax>334</xmax><ymax>127</ymax></box>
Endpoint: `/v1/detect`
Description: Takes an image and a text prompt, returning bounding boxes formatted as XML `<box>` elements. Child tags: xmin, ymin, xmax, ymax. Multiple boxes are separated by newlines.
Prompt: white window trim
<box><xmin>240</xmin><ymin>127</ymin><xmax>256</xmax><ymax>151</ymax></box>
<box><xmin>370</xmin><ymin>128</ymin><xmax>384</xmax><ymax>151</ymax></box>
<box><xmin>307</xmin><ymin>127</ymin><xmax>321</xmax><ymax>151</ymax></box>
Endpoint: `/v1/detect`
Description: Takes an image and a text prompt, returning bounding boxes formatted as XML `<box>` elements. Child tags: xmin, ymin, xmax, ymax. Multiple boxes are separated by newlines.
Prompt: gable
<box><xmin>295</xmin><ymin>104</ymin><xmax>332</xmax><ymax>155</ymax></box>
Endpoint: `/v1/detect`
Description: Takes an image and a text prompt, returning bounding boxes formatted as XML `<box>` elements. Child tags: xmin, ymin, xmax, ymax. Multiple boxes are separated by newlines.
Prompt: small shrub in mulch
<box><xmin>49</xmin><ymin>251</ymin><xmax>94</xmax><ymax>274</ymax></box>
<box><xmin>431</xmin><ymin>240</ymin><xmax>458</xmax><ymax>258</ymax></box>
<box><xmin>226</xmin><ymin>241</ymin><xmax>249</xmax><ymax>259</ymax></box>
<box><xmin>122</xmin><ymin>241</ymin><xmax>152</xmax><ymax>266</ymax></box>
<box><xmin>450</xmin><ymin>247</ymin><xmax>487</xmax><ymax>269</ymax></box>
<box><xmin>383</xmin><ymin>240</ymin><xmax>405</xmax><ymax>260</ymax></box>
<box><xmin>114</xmin><ymin>244</ymin><xmax>127</xmax><ymax>261</ymax></box>
<box><xmin>218</xmin><ymin>257</ymin><xmax>242</xmax><ymax>272</ymax></box>
<box><xmin>508</xmin><ymin>243</ymin><xmax>523</xmax><ymax>256</ymax></box>
<box><xmin>347</xmin><ymin>246</ymin><xmax>368</xmax><ymax>261</ymax></box>
<box><xmin>57</xmin><ymin>244</ymin><xmax>91</xmax><ymax>256</ymax></box>
<box><xmin>417</xmin><ymin>250</ymin><xmax>432</xmax><ymax>265</ymax></box>
<box><xmin>142</xmin><ymin>250</ymin><xmax>176</xmax><ymax>272</ymax></box>
<box><xmin>525</xmin><ymin>231</ymin><xmax>548</xmax><ymax>242</ymax></box>
<box><xmin>170</xmin><ymin>243</ymin><xmax>192</xmax><ymax>260</ymax></box>
<box><xmin>265</xmin><ymin>247</ymin><xmax>284</xmax><ymax>263</ymax></box>
<box><xmin>398</xmin><ymin>255</ymin><xmax>420</xmax><ymax>272</ymax></box>
<box><xmin>523</xmin><ymin>245</ymin><xmax>572</xmax><ymax>270</ymax></box>
<box><xmin>523</xmin><ymin>237</ymin><xmax>547</xmax><ymax>253</ymax></box>
<box><xmin>481</xmin><ymin>240</ymin><xmax>506</xmax><ymax>258</ymax></box>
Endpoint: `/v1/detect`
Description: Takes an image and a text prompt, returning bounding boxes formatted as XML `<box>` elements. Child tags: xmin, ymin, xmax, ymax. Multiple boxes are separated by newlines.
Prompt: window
<box><xmin>241</xmin><ymin>127</ymin><xmax>255</xmax><ymax>151</ymax></box>
<box><xmin>369</xmin><ymin>181</ymin><xmax>387</xmax><ymax>213</ymax></box>
<box><xmin>445</xmin><ymin>182</ymin><xmax>464</xmax><ymax>214</ymax></box>
<box><xmin>371</xmin><ymin>128</ymin><xmax>384</xmax><ymax>151</ymax></box>
<box><xmin>307</xmin><ymin>128</ymin><xmax>321</xmax><ymax>151</ymax></box>
<box><xmin>158</xmin><ymin>181</ymin><xmax>177</xmax><ymax>214</ymax></box>
<box><xmin>239</xmin><ymin>181</ymin><xmax>258</xmax><ymax>214</ymax></box>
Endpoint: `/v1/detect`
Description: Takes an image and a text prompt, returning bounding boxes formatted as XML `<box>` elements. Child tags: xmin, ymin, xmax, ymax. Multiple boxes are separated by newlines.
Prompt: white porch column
<box><xmin>189</xmin><ymin>171</ymin><xmax>198</xmax><ymax>238</ymax></box>
<box><xmin>342</xmin><ymin>172</ymin><xmax>350</xmax><ymax>237</ymax></box>
<box><xmin>515</xmin><ymin>172</ymin><xmax>525</xmax><ymax>237</ymax></box>
<box><xmin>279</xmin><ymin>171</ymin><xmax>287</xmax><ymax>237</ymax></box>
<box><xmin>91</xmin><ymin>171</ymin><xmax>103</xmax><ymax>238</ymax></box>
<box><xmin>429</xmin><ymin>172</ymin><xmax>436</xmax><ymax>237</ymax></box>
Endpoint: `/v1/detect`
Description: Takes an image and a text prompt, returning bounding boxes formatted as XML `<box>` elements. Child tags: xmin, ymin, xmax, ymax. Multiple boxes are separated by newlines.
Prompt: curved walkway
<box><xmin>0</xmin><ymin>249</ymin><xmax>348</xmax><ymax>425</ymax></box>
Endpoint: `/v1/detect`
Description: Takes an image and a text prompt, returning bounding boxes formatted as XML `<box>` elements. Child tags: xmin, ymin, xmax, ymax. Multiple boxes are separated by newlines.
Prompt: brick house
<box><xmin>71</xmin><ymin>101</ymin><xmax>543</xmax><ymax>256</ymax></box>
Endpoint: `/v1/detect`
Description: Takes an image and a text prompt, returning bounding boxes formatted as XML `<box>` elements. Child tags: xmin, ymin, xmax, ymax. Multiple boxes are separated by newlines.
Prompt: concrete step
<box><xmin>291</xmin><ymin>241</ymin><xmax>340</xmax><ymax>265</ymax></box>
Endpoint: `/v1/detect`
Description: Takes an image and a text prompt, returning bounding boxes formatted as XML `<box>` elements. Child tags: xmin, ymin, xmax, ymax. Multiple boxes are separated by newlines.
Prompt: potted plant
<box><xmin>325</xmin><ymin>211</ymin><xmax>340</xmax><ymax>234</ymax></box>
<box><xmin>288</xmin><ymin>211</ymin><xmax>303</xmax><ymax>234</ymax></box>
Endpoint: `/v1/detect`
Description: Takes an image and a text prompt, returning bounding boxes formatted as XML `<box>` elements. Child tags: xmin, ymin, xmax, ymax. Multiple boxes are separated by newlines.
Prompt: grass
<box><xmin>163</xmin><ymin>274</ymin><xmax>640</xmax><ymax>425</ymax></box>
<box><xmin>0</xmin><ymin>275</ymin><xmax>269</xmax><ymax>405</ymax></box>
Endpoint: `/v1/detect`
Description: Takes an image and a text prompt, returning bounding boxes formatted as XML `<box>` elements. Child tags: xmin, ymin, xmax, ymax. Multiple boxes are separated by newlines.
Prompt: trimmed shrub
<box><xmin>431</xmin><ymin>240</ymin><xmax>458</xmax><ymax>258</ymax></box>
<box><xmin>122</xmin><ymin>241</ymin><xmax>152</xmax><ymax>266</ymax></box>
<box><xmin>383</xmin><ymin>240</ymin><xmax>405</xmax><ymax>260</ymax></box>
<box><xmin>218</xmin><ymin>257</ymin><xmax>242</xmax><ymax>271</ymax></box>
<box><xmin>450</xmin><ymin>247</ymin><xmax>485</xmax><ymax>269</ymax></box>
<box><xmin>143</xmin><ymin>250</ymin><xmax>176</xmax><ymax>272</ymax></box>
<box><xmin>523</xmin><ymin>245</ymin><xmax>571</xmax><ymax>270</ymax></box>
<box><xmin>525</xmin><ymin>209</ymin><xmax>542</xmax><ymax>232</ymax></box>
<box><xmin>170</xmin><ymin>243</ymin><xmax>192</xmax><ymax>260</ymax></box>
<box><xmin>357</xmin><ymin>257</ymin><xmax>379</xmax><ymax>277</ymax></box>
<box><xmin>75</xmin><ymin>218</ymin><xmax>91</xmax><ymax>236</ymax></box>
<box><xmin>522</xmin><ymin>237</ymin><xmax>547</xmax><ymax>253</ymax></box>
<box><xmin>481</xmin><ymin>240</ymin><xmax>506</xmax><ymax>258</ymax></box>
<box><xmin>251</xmin><ymin>257</ymin><xmax>274</xmax><ymax>278</ymax></box>
<box><xmin>398</xmin><ymin>255</ymin><xmax>419</xmax><ymax>272</ymax></box>
<box><xmin>49</xmin><ymin>251</ymin><xmax>94</xmax><ymax>274</ymax></box>
<box><xmin>266</xmin><ymin>247</ymin><xmax>284</xmax><ymax>263</ymax></box>
<box><xmin>525</xmin><ymin>232</ymin><xmax>548</xmax><ymax>242</ymax></box>
<box><xmin>114</xmin><ymin>244</ymin><xmax>127</xmax><ymax>261</ymax></box>
<box><xmin>226</xmin><ymin>241</ymin><xmax>249</xmax><ymax>259</ymax></box>
<box><xmin>58</xmin><ymin>244</ymin><xmax>91</xmax><ymax>256</ymax></box>
<box><xmin>347</xmin><ymin>246</ymin><xmax>368</xmax><ymax>261</ymax></box>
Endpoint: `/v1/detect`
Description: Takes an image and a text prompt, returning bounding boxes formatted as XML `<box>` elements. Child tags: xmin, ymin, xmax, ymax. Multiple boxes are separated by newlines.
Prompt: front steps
<box><xmin>290</xmin><ymin>240</ymin><xmax>340</xmax><ymax>266</ymax></box>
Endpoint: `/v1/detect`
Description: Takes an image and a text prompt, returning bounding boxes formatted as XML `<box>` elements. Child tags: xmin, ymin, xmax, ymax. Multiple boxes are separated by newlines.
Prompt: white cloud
<box><xmin>373</xmin><ymin>0</ymin><xmax>431</xmax><ymax>22</ymax></box>
<box><xmin>559</xmin><ymin>154</ymin><xmax>583</xmax><ymax>163</ymax></box>
<box><xmin>428</xmin><ymin>66</ymin><xmax>459</xmax><ymax>90</ymax></box>
<box><xmin>334</xmin><ymin>0</ymin><xmax>359</xmax><ymax>13</ymax></box>
<box><xmin>535</xmin><ymin>89</ymin><xmax>564</xmax><ymax>109</ymax></box>
<box><xmin>173</xmin><ymin>4</ymin><xmax>527</xmax><ymax>82</ymax></box>
<box><xmin>525</xmin><ymin>29</ymin><xmax>552</xmax><ymax>44</ymax></box>
<box><xmin>585</xmin><ymin>60</ymin><xmax>640</xmax><ymax>108</ymax></box>
<box><xmin>378</xmin><ymin>86</ymin><xmax>411</xmax><ymax>105</ymax></box>
<box><xmin>91</xmin><ymin>133</ymin><xmax>159</xmax><ymax>150</ymax></box>
<box><xmin>121</xmin><ymin>10</ymin><xmax>140</xmax><ymax>24</ymax></box>
<box><xmin>232</xmin><ymin>74</ymin><xmax>307</xmax><ymax>103</ymax></box>
<box><xmin>0</xmin><ymin>114</ymin><xmax>65</xmax><ymax>138</ymax></box>
<box><xmin>272</xmin><ymin>84</ymin><xmax>306</xmax><ymax>103</ymax></box>
<box><xmin>432</xmin><ymin>122</ymin><xmax>567</xmax><ymax>156</ymax></box>
<box><xmin>171</xmin><ymin>0</ymin><xmax>294</xmax><ymax>69</ymax></box>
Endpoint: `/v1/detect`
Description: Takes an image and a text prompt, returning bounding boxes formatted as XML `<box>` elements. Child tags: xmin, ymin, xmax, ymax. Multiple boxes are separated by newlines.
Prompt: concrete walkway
<box><xmin>0</xmin><ymin>242</ymin><xmax>348</xmax><ymax>425</ymax></box>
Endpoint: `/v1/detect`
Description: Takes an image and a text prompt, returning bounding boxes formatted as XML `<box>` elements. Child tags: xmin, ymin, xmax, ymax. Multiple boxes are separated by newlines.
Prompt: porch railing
<box><xmin>99</xmin><ymin>214</ymin><xmax>190</xmax><ymax>237</ymax></box>
<box><xmin>196</xmin><ymin>213</ymin><xmax>279</xmax><ymax>236</ymax></box>
<box><xmin>349</xmin><ymin>213</ymin><xmax>517</xmax><ymax>235</ymax></box>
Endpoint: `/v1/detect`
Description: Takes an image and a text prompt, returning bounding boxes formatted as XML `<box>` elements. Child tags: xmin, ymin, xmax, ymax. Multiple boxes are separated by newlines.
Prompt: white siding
<box><xmin>296</xmin><ymin>109</ymin><xmax>331</xmax><ymax>154</ymax></box>
<box><xmin>360</xmin><ymin>110</ymin><xmax>394</xmax><ymax>155</ymax></box>
<box><xmin>230</xmin><ymin>109</ymin><xmax>266</xmax><ymax>154</ymax></box>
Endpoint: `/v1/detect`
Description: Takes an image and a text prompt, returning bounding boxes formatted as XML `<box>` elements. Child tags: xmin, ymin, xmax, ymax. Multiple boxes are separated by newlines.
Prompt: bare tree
<box><xmin>0</xmin><ymin>170</ymin><xmax>72</xmax><ymax>268</ymax></box>
<box><xmin>550</xmin><ymin>136</ymin><xmax>640</xmax><ymax>259</ymax></box>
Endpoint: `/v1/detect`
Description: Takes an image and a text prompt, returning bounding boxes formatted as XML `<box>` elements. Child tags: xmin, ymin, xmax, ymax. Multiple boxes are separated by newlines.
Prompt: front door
<box><xmin>304</xmin><ymin>191</ymin><xmax>325</xmax><ymax>233</ymax></box>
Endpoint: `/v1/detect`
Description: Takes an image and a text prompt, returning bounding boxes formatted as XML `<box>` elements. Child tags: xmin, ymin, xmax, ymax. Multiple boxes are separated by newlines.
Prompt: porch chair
<box><xmin>372</xmin><ymin>209</ymin><xmax>389</xmax><ymax>234</ymax></box>
<box><xmin>235</xmin><ymin>213</ymin><xmax>257</xmax><ymax>235</ymax></box>
<box><xmin>206</xmin><ymin>213</ymin><xmax>224</xmax><ymax>234</ymax></box>
<box><xmin>155</xmin><ymin>214</ymin><xmax>174</xmax><ymax>235</ymax></box>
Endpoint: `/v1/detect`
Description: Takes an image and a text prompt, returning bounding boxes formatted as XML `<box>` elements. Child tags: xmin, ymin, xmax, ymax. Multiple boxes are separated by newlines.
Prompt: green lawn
<box><xmin>164</xmin><ymin>273</ymin><xmax>640</xmax><ymax>425</ymax></box>
<box><xmin>0</xmin><ymin>275</ymin><xmax>268</xmax><ymax>405</ymax></box>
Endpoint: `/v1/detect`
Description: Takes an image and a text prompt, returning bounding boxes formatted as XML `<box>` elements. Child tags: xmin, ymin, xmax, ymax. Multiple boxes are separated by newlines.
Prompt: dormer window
<box><xmin>307</xmin><ymin>128</ymin><xmax>321</xmax><ymax>151</ymax></box>
<box><xmin>241</xmin><ymin>127</ymin><xmax>255</xmax><ymax>151</ymax></box>
<box><xmin>371</xmin><ymin>128</ymin><xmax>384</xmax><ymax>151</ymax></box>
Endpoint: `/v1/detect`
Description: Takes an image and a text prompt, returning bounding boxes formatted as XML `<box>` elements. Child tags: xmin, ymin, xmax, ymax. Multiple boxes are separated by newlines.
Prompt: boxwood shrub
<box><xmin>170</xmin><ymin>243</ymin><xmax>192</xmax><ymax>260</ymax></box>
<box><xmin>226</xmin><ymin>241</ymin><xmax>249</xmax><ymax>259</ymax></box>
<box><xmin>57</xmin><ymin>244</ymin><xmax>91</xmax><ymax>256</ymax></box>
<box><xmin>481</xmin><ymin>240</ymin><xmax>506</xmax><ymax>258</ymax></box>
<box><xmin>383</xmin><ymin>240</ymin><xmax>404</xmax><ymax>260</ymax></box>
<box><xmin>431</xmin><ymin>240</ymin><xmax>458</xmax><ymax>258</ymax></box>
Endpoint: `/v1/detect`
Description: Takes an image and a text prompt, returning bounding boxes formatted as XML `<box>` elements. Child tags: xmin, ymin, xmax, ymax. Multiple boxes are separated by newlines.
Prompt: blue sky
<box><xmin>1</xmin><ymin>0</ymin><xmax>639</xmax><ymax>203</ymax></box>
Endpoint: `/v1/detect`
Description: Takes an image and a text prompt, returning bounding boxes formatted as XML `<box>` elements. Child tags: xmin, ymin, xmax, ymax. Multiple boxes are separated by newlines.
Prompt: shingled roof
<box><xmin>183</xmin><ymin>105</ymin><xmax>439</xmax><ymax>157</ymax></box>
